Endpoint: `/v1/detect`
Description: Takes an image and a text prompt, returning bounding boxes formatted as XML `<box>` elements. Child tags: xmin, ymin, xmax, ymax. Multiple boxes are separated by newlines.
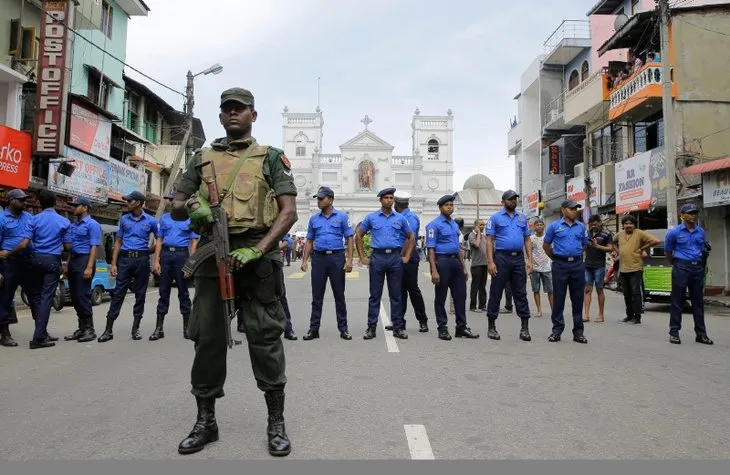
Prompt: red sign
<box><xmin>68</xmin><ymin>102</ymin><xmax>112</xmax><ymax>158</ymax></box>
<box><xmin>0</xmin><ymin>125</ymin><xmax>32</xmax><ymax>189</ymax></box>
<box><xmin>34</xmin><ymin>0</ymin><xmax>71</xmax><ymax>156</ymax></box>
<box><xmin>549</xmin><ymin>145</ymin><xmax>560</xmax><ymax>175</ymax></box>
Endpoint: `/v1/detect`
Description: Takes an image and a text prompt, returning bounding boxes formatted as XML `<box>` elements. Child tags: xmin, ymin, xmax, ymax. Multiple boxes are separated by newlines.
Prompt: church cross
<box><xmin>361</xmin><ymin>115</ymin><xmax>373</xmax><ymax>129</ymax></box>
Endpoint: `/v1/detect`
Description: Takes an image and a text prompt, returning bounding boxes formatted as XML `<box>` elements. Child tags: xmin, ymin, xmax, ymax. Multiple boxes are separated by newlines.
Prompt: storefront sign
<box><xmin>68</xmin><ymin>102</ymin><xmax>112</xmax><ymax>159</ymax></box>
<box><xmin>549</xmin><ymin>145</ymin><xmax>560</xmax><ymax>174</ymax></box>
<box><xmin>523</xmin><ymin>190</ymin><xmax>540</xmax><ymax>217</ymax></box>
<box><xmin>34</xmin><ymin>0</ymin><xmax>72</xmax><ymax>156</ymax></box>
<box><xmin>0</xmin><ymin>125</ymin><xmax>31</xmax><ymax>189</ymax></box>
<box><xmin>106</xmin><ymin>159</ymin><xmax>146</xmax><ymax>201</ymax></box>
<box><xmin>703</xmin><ymin>169</ymin><xmax>730</xmax><ymax>208</ymax></box>
<box><xmin>566</xmin><ymin>169</ymin><xmax>602</xmax><ymax>206</ymax></box>
<box><xmin>615</xmin><ymin>147</ymin><xmax>667</xmax><ymax>213</ymax></box>
<box><xmin>48</xmin><ymin>147</ymin><xmax>109</xmax><ymax>203</ymax></box>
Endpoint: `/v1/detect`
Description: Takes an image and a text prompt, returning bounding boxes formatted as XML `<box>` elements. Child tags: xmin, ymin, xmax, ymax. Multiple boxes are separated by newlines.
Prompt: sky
<box><xmin>125</xmin><ymin>0</ymin><xmax>594</xmax><ymax>193</ymax></box>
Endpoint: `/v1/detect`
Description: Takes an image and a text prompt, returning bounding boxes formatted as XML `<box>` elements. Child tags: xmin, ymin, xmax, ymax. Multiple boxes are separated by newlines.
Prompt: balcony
<box><xmin>508</xmin><ymin>121</ymin><xmax>522</xmax><ymax>155</ymax></box>
<box><xmin>542</xmin><ymin>20</ymin><xmax>591</xmax><ymax>67</ymax></box>
<box><xmin>564</xmin><ymin>71</ymin><xmax>610</xmax><ymax>126</ymax></box>
<box><xmin>608</xmin><ymin>63</ymin><xmax>678</xmax><ymax>121</ymax></box>
<box><xmin>543</xmin><ymin>94</ymin><xmax>572</xmax><ymax>132</ymax></box>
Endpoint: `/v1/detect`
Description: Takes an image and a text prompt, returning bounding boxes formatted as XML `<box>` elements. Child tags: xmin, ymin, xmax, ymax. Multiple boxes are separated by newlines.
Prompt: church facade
<box><xmin>281</xmin><ymin>107</ymin><xmax>455</xmax><ymax>235</ymax></box>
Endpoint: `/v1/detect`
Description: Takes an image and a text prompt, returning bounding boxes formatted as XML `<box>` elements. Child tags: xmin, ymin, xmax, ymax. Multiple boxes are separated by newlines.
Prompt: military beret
<box><xmin>377</xmin><ymin>187</ymin><xmax>396</xmax><ymax>198</ymax></box>
<box><xmin>437</xmin><ymin>194</ymin><xmax>455</xmax><ymax>206</ymax></box>
<box><xmin>220</xmin><ymin>87</ymin><xmax>254</xmax><ymax>108</ymax></box>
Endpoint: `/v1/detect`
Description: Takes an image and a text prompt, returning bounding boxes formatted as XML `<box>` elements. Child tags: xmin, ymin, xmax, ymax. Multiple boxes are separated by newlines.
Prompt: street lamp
<box><xmin>186</xmin><ymin>63</ymin><xmax>224</xmax><ymax>119</ymax></box>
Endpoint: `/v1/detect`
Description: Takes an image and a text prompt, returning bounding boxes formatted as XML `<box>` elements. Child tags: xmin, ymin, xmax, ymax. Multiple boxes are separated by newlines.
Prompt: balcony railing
<box><xmin>544</xmin><ymin>94</ymin><xmax>564</xmax><ymax>126</ymax></box>
<box><xmin>543</xmin><ymin>20</ymin><xmax>590</xmax><ymax>56</ymax></box>
<box><xmin>609</xmin><ymin>63</ymin><xmax>672</xmax><ymax>110</ymax></box>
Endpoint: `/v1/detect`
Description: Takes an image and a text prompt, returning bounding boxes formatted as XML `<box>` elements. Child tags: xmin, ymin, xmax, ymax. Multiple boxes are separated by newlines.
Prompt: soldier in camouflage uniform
<box><xmin>171</xmin><ymin>88</ymin><xmax>298</xmax><ymax>457</ymax></box>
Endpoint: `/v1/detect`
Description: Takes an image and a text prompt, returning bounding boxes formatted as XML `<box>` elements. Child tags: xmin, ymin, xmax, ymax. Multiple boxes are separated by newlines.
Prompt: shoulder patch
<box><xmin>428</xmin><ymin>228</ymin><xmax>435</xmax><ymax>238</ymax></box>
<box><xmin>280</xmin><ymin>153</ymin><xmax>291</xmax><ymax>169</ymax></box>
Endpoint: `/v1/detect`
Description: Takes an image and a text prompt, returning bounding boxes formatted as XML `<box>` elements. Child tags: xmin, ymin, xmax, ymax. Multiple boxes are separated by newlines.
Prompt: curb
<box><xmin>704</xmin><ymin>298</ymin><xmax>730</xmax><ymax>308</ymax></box>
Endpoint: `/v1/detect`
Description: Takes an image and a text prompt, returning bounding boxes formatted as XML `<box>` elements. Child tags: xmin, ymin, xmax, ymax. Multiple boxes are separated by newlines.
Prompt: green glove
<box><xmin>186</xmin><ymin>195</ymin><xmax>214</xmax><ymax>233</ymax></box>
<box><xmin>229</xmin><ymin>247</ymin><xmax>263</xmax><ymax>267</ymax></box>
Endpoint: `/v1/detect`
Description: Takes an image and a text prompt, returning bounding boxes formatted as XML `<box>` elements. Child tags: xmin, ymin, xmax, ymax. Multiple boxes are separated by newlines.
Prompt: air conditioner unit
<box><xmin>574</xmin><ymin>163</ymin><xmax>585</xmax><ymax>177</ymax></box>
<box><xmin>600</xmin><ymin>162</ymin><xmax>615</xmax><ymax>192</ymax></box>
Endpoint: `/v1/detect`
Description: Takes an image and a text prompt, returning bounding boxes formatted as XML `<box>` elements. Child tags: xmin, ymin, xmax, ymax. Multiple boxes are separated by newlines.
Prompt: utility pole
<box><xmin>659</xmin><ymin>0</ymin><xmax>678</xmax><ymax>227</ymax></box>
<box><xmin>582</xmin><ymin>133</ymin><xmax>591</xmax><ymax>214</ymax></box>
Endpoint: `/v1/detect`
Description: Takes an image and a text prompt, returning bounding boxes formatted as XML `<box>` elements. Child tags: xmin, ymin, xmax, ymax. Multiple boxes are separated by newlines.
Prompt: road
<box><xmin>1</xmin><ymin>262</ymin><xmax>729</xmax><ymax>460</ymax></box>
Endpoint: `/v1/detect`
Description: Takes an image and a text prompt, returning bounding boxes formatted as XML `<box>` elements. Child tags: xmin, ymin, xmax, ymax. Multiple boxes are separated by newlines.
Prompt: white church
<box><xmin>281</xmin><ymin>106</ymin><xmax>459</xmax><ymax>234</ymax></box>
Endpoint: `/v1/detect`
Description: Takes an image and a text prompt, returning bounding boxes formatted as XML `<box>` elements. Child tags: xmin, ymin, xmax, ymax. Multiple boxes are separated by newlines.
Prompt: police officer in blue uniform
<box><xmin>0</xmin><ymin>189</ymin><xmax>34</xmax><ymax>348</ymax></box>
<box><xmin>664</xmin><ymin>203</ymin><xmax>714</xmax><ymax>345</ymax></box>
<box><xmin>355</xmin><ymin>187</ymin><xmax>414</xmax><ymax>340</ymax></box>
<box><xmin>151</xmin><ymin>191</ymin><xmax>199</xmax><ymax>341</ymax></box>
<box><xmin>62</xmin><ymin>197</ymin><xmax>102</xmax><ymax>343</ymax></box>
<box><xmin>21</xmin><ymin>189</ymin><xmax>71</xmax><ymax>349</ymax></box>
<box><xmin>542</xmin><ymin>199</ymin><xmax>589</xmax><ymax>344</ymax></box>
<box><xmin>98</xmin><ymin>190</ymin><xmax>159</xmax><ymax>343</ymax></box>
<box><xmin>390</xmin><ymin>190</ymin><xmax>429</xmax><ymax>333</ymax></box>
<box><xmin>426</xmin><ymin>194</ymin><xmax>479</xmax><ymax>341</ymax></box>
<box><xmin>485</xmin><ymin>190</ymin><xmax>534</xmax><ymax>342</ymax></box>
<box><xmin>300</xmin><ymin>186</ymin><xmax>354</xmax><ymax>340</ymax></box>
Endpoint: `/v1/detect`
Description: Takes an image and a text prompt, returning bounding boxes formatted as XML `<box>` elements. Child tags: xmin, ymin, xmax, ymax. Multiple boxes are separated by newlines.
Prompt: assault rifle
<box><xmin>182</xmin><ymin>160</ymin><xmax>241</xmax><ymax>348</ymax></box>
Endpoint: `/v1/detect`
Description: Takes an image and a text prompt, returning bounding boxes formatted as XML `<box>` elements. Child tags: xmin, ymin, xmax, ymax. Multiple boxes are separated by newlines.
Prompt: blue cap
<box><xmin>6</xmin><ymin>189</ymin><xmax>28</xmax><ymax>200</ymax></box>
<box><xmin>560</xmin><ymin>199</ymin><xmax>582</xmax><ymax>209</ymax></box>
<box><xmin>69</xmin><ymin>197</ymin><xmax>92</xmax><ymax>208</ymax></box>
<box><xmin>501</xmin><ymin>190</ymin><xmax>519</xmax><ymax>201</ymax></box>
<box><xmin>377</xmin><ymin>187</ymin><xmax>396</xmax><ymax>198</ymax></box>
<box><xmin>123</xmin><ymin>190</ymin><xmax>146</xmax><ymax>202</ymax></box>
<box><xmin>680</xmin><ymin>203</ymin><xmax>699</xmax><ymax>214</ymax></box>
<box><xmin>313</xmin><ymin>186</ymin><xmax>334</xmax><ymax>199</ymax></box>
<box><xmin>437</xmin><ymin>194</ymin><xmax>456</xmax><ymax>206</ymax></box>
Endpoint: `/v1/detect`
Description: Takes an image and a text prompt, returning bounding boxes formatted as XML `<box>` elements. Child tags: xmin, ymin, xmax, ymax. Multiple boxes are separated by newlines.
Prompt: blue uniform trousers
<box><xmin>309</xmin><ymin>250</ymin><xmax>348</xmax><ymax>332</ymax></box>
<box><xmin>669</xmin><ymin>259</ymin><xmax>707</xmax><ymax>337</ymax></box>
<box><xmin>550</xmin><ymin>259</ymin><xmax>585</xmax><ymax>336</ymax></box>
<box><xmin>0</xmin><ymin>255</ymin><xmax>34</xmax><ymax>325</ymax></box>
<box><xmin>156</xmin><ymin>248</ymin><xmax>191</xmax><ymax>317</ymax></box>
<box><xmin>29</xmin><ymin>253</ymin><xmax>62</xmax><ymax>341</ymax></box>
<box><xmin>433</xmin><ymin>254</ymin><xmax>467</xmax><ymax>330</ymax></box>
<box><xmin>107</xmin><ymin>253</ymin><xmax>150</xmax><ymax>320</ymax></box>
<box><xmin>367</xmin><ymin>249</ymin><xmax>404</xmax><ymax>330</ymax></box>
<box><xmin>401</xmin><ymin>259</ymin><xmax>428</xmax><ymax>325</ymax></box>
<box><xmin>486</xmin><ymin>252</ymin><xmax>530</xmax><ymax>318</ymax></box>
<box><xmin>68</xmin><ymin>254</ymin><xmax>95</xmax><ymax>319</ymax></box>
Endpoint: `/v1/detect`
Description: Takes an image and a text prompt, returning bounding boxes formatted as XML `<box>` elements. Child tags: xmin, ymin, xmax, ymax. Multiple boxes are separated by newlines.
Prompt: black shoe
<box><xmin>438</xmin><ymin>328</ymin><xmax>452</xmax><ymax>341</ymax></box>
<box><xmin>0</xmin><ymin>324</ymin><xmax>18</xmax><ymax>347</ymax></box>
<box><xmin>77</xmin><ymin>318</ymin><xmax>97</xmax><ymax>343</ymax></box>
<box><xmin>29</xmin><ymin>339</ymin><xmax>55</xmax><ymax>349</ymax></box>
<box><xmin>696</xmin><ymin>335</ymin><xmax>714</xmax><ymax>345</ymax></box>
<box><xmin>419</xmin><ymin>322</ymin><xmax>429</xmax><ymax>333</ymax></box>
<box><xmin>455</xmin><ymin>327</ymin><xmax>479</xmax><ymax>339</ymax></box>
<box><xmin>670</xmin><ymin>335</ymin><xmax>681</xmax><ymax>344</ymax></box>
<box><xmin>178</xmin><ymin>397</ymin><xmax>219</xmax><ymax>455</ymax></box>
<box><xmin>384</xmin><ymin>325</ymin><xmax>393</xmax><ymax>331</ymax></box>
<box><xmin>519</xmin><ymin>317</ymin><xmax>531</xmax><ymax>342</ymax></box>
<box><xmin>45</xmin><ymin>333</ymin><xmax>59</xmax><ymax>342</ymax></box>
<box><xmin>632</xmin><ymin>316</ymin><xmax>642</xmax><ymax>324</ymax></box>
<box><xmin>573</xmin><ymin>335</ymin><xmax>588</xmax><ymax>344</ymax></box>
<box><xmin>548</xmin><ymin>333</ymin><xmax>561</xmax><ymax>342</ymax></box>
<box><xmin>303</xmin><ymin>330</ymin><xmax>320</xmax><ymax>341</ymax></box>
<box><xmin>487</xmin><ymin>317</ymin><xmax>500</xmax><ymax>340</ymax></box>
<box><xmin>97</xmin><ymin>318</ymin><xmax>114</xmax><ymax>343</ymax></box>
<box><xmin>284</xmin><ymin>330</ymin><xmax>297</xmax><ymax>340</ymax></box>
<box><xmin>620</xmin><ymin>316</ymin><xmax>636</xmax><ymax>324</ymax></box>
<box><xmin>131</xmin><ymin>316</ymin><xmax>142</xmax><ymax>340</ymax></box>
<box><xmin>149</xmin><ymin>314</ymin><xmax>165</xmax><ymax>341</ymax></box>
<box><xmin>237</xmin><ymin>321</ymin><xmax>246</xmax><ymax>334</ymax></box>
<box><xmin>393</xmin><ymin>328</ymin><xmax>408</xmax><ymax>339</ymax></box>
<box><xmin>340</xmin><ymin>331</ymin><xmax>352</xmax><ymax>340</ymax></box>
<box><xmin>65</xmin><ymin>319</ymin><xmax>84</xmax><ymax>341</ymax></box>
<box><xmin>363</xmin><ymin>327</ymin><xmax>376</xmax><ymax>340</ymax></box>
<box><xmin>265</xmin><ymin>390</ymin><xmax>291</xmax><ymax>457</ymax></box>
<box><xmin>182</xmin><ymin>314</ymin><xmax>190</xmax><ymax>340</ymax></box>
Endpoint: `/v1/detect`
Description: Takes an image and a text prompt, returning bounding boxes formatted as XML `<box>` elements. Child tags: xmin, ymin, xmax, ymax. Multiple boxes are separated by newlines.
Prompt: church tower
<box><xmin>281</xmin><ymin>106</ymin><xmax>324</xmax><ymax>197</ymax></box>
<box><xmin>411</xmin><ymin>108</ymin><xmax>455</xmax><ymax>200</ymax></box>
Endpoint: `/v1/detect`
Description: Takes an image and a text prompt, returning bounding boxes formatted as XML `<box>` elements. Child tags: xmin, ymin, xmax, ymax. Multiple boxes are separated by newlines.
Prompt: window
<box><xmin>296</xmin><ymin>146</ymin><xmax>306</xmax><ymax>156</ymax></box>
<box><xmin>146</xmin><ymin>170</ymin><xmax>152</xmax><ymax>193</ymax></box>
<box><xmin>568</xmin><ymin>70</ymin><xmax>580</xmax><ymax>90</ymax></box>
<box><xmin>633</xmin><ymin>115</ymin><xmax>664</xmax><ymax>154</ymax></box>
<box><xmin>87</xmin><ymin>74</ymin><xmax>108</xmax><ymax>109</ymax></box>
<box><xmin>581</xmin><ymin>61</ymin><xmax>589</xmax><ymax>81</ymax></box>
<box><xmin>590</xmin><ymin>125</ymin><xmax>620</xmax><ymax>167</ymax></box>
<box><xmin>427</xmin><ymin>138</ymin><xmax>439</xmax><ymax>160</ymax></box>
<box><xmin>101</xmin><ymin>2</ymin><xmax>113</xmax><ymax>39</ymax></box>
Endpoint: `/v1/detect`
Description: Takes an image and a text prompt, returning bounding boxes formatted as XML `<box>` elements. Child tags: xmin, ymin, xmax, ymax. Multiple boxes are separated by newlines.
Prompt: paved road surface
<box><xmin>2</xmin><ymin>263</ymin><xmax>729</xmax><ymax>460</ymax></box>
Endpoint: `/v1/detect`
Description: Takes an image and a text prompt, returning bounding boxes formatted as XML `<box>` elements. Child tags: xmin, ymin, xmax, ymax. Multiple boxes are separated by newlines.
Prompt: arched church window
<box><xmin>568</xmin><ymin>70</ymin><xmax>580</xmax><ymax>90</ymax></box>
<box><xmin>581</xmin><ymin>61</ymin><xmax>589</xmax><ymax>81</ymax></box>
<box><xmin>295</xmin><ymin>133</ymin><xmax>308</xmax><ymax>156</ymax></box>
<box><xmin>427</xmin><ymin>139</ymin><xmax>439</xmax><ymax>160</ymax></box>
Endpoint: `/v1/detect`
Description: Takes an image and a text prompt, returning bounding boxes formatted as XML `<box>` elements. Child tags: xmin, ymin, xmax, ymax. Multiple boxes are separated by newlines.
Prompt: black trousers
<box><xmin>620</xmin><ymin>271</ymin><xmax>644</xmax><ymax>319</ymax></box>
<box><xmin>469</xmin><ymin>265</ymin><xmax>488</xmax><ymax>310</ymax></box>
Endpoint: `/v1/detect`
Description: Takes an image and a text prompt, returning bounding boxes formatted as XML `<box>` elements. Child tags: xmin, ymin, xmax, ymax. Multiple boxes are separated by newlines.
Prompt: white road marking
<box><xmin>379</xmin><ymin>303</ymin><xmax>399</xmax><ymax>353</ymax></box>
<box><xmin>404</xmin><ymin>424</ymin><xmax>435</xmax><ymax>459</ymax></box>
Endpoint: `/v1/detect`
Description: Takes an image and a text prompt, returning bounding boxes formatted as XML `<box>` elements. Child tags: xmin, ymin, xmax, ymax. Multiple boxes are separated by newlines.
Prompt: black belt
<box><xmin>675</xmin><ymin>258</ymin><xmax>702</xmax><ymax>266</ymax></box>
<box><xmin>372</xmin><ymin>248</ymin><xmax>402</xmax><ymax>254</ymax></box>
<box><xmin>120</xmin><ymin>250</ymin><xmax>150</xmax><ymax>258</ymax></box>
<box><xmin>162</xmin><ymin>246</ymin><xmax>188</xmax><ymax>252</ymax></box>
<box><xmin>553</xmin><ymin>255</ymin><xmax>583</xmax><ymax>263</ymax></box>
<box><xmin>314</xmin><ymin>249</ymin><xmax>344</xmax><ymax>255</ymax></box>
<box><xmin>70</xmin><ymin>253</ymin><xmax>90</xmax><ymax>257</ymax></box>
<box><xmin>436</xmin><ymin>253</ymin><xmax>460</xmax><ymax>258</ymax></box>
<box><xmin>496</xmin><ymin>250</ymin><xmax>523</xmax><ymax>256</ymax></box>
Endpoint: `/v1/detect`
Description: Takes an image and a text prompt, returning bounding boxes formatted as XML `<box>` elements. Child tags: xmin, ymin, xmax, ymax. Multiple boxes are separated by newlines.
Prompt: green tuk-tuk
<box><xmin>642</xmin><ymin>229</ymin><xmax>672</xmax><ymax>302</ymax></box>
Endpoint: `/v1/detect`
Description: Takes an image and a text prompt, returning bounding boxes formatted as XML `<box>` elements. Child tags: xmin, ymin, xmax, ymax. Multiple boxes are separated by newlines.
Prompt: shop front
<box><xmin>0</xmin><ymin>124</ymin><xmax>32</xmax><ymax>195</ymax></box>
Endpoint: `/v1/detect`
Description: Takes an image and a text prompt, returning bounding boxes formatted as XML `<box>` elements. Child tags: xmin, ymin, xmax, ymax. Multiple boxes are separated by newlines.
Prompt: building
<box><xmin>281</xmin><ymin>107</ymin><xmax>455</xmax><ymax>234</ymax></box>
<box><xmin>453</xmin><ymin>174</ymin><xmax>504</xmax><ymax>232</ymax></box>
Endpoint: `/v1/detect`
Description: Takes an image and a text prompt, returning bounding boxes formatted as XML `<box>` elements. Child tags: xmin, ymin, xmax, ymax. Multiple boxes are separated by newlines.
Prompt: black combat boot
<box><xmin>178</xmin><ymin>397</ymin><xmax>219</xmax><ymax>455</ymax></box>
<box><xmin>487</xmin><ymin>317</ymin><xmax>501</xmax><ymax>340</ymax></box>
<box><xmin>77</xmin><ymin>317</ymin><xmax>97</xmax><ymax>343</ymax></box>
<box><xmin>264</xmin><ymin>390</ymin><xmax>291</xmax><ymax>456</ymax></box>
<box><xmin>97</xmin><ymin>318</ymin><xmax>115</xmax><ymax>343</ymax></box>
<box><xmin>0</xmin><ymin>323</ymin><xmax>18</xmax><ymax>347</ymax></box>
<box><xmin>149</xmin><ymin>314</ymin><xmax>165</xmax><ymax>341</ymax></box>
<box><xmin>519</xmin><ymin>317</ymin><xmax>531</xmax><ymax>341</ymax></box>
<box><xmin>64</xmin><ymin>318</ymin><xmax>84</xmax><ymax>341</ymax></box>
<box><xmin>131</xmin><ymin>316</ymin><xmax>142</xmax><ymax>340</ymax></box>
<box><xmin>182</xmin><ymin>313</ymin><xmax>190</xmax><ymax>339</ymax></box>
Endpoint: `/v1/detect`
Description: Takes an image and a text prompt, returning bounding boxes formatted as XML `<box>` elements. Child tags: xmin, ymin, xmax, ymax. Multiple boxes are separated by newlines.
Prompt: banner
<box><xmin>106</xmin><ymin>158</ymin><xmax>146</xmax><ymax>201</ymax></box>
<box><xmin>0</xmin><ymin>125</ymin><xmax>32</xmax><ymax>189</ymax></box>
<box><xmin>523</xmin><ymin>191</ymin><xmax>540</xmax><ymax>217</ymax></box>
<box><xmin>48</xmin><ymin>147</ymin><xmax>109</xmax><ymax>203</ymax></box>
<box><xmin>615</xmin><ymin>147</ymin><xmax>667</xmax><ymax>213</ymax></box>
<box><xmin>566</xmin><ymin>169</ymin><xmax>602</xmax><ymax>206</ymax></box>
<box><xmin>703</xmin><ymin>169</ymin><xmax>730</xmax><ymax>208</ymax></box>
<box><xmin>68</xmin><ymin>102</ymin><xmax>112</xmax><ymax>159</ymax></box>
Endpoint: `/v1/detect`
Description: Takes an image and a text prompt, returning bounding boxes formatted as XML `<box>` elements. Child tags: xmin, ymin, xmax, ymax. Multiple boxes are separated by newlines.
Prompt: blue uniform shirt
<box><xmin>158</xmin><ymin>213</ymin><xmax>199</xmax><ymax>247</ymax></box>
<box><xmin>401</xmin><ymin>208</ymin><xmax>421</xmax><ymax>262</ymax></box>
<box><xmin>64</xmin><ymin>215</ymin><xmax>102</xmax><ymax>254</ymax></box>
<box><xmin>24</xmin><ymin>208</ymin><xmax>71</xmax><ymax>255</ymax></box>
<box><xmin>0</xmin><ymin>209</ymin><xmax>33</xmax><ymax>254</ymax></box>
<box><xmin>425</xmin><ymin>214</ymin><xmax>461</xmax><ymax>254</ymax></box>
<box><xmin>543</xmin><ymin>217</ymin><xmax>589</xmax><ymax>257</ymax></box>
<box><xmin>358</xmin><ymin>210</ymin><xmax>412</xmax><ymax>249</ymax></box>
<box><xmin>306</xmin><ymin>208</ymin><xmax>354</xmax><ymax>251</ymax></box>
<box><xmin>664</xmin><ymin>223</ymin><xmax>705</xmax><ymax>261</ymax></box>
<box><xmin>118</xmin><ymin>211</ymin><xmax>159</xmax><ymax>251</ymax></box>
<box><xmin>486</xmin><ymin>209</ymin><xmax>531</xmax><ymax>251</ymax></box>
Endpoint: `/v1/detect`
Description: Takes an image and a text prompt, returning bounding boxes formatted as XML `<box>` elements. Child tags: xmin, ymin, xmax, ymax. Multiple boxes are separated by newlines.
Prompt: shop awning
<box><xmin>681</xmin><ymin>157</ymin><xmax>730</xmax><ymax>175</ymax></box>
<box><xmin>597</xmin><ymin>11</ymin><xmax>658</xmax><ymax>57</ymax></box>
